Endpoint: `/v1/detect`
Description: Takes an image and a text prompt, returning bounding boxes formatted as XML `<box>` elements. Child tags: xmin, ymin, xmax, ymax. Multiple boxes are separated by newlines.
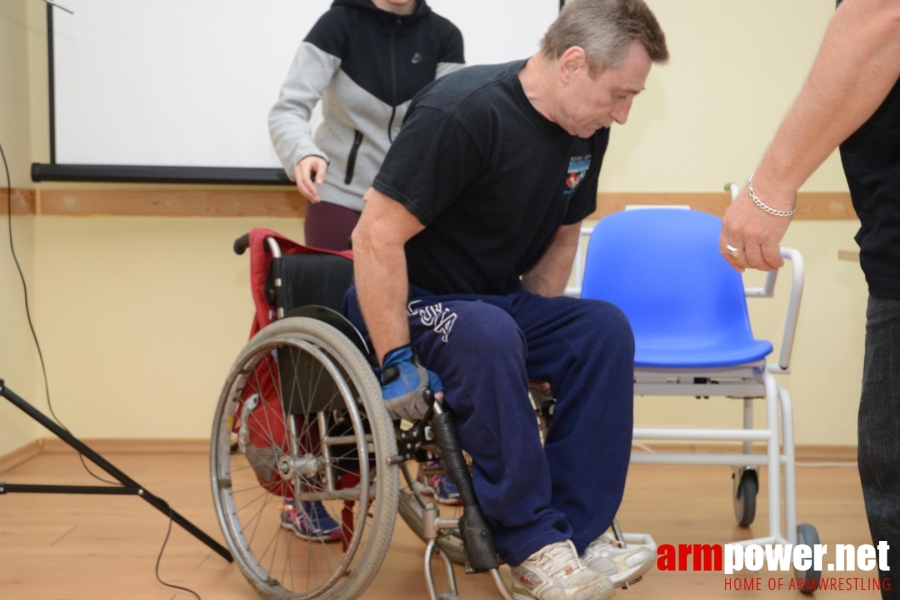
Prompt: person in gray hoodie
<box><xmin>269</xmin><ymin>0</ymin><xmax>465</xmax><ymax>250</ymax></box>
<box><xmin>268</xmin><ymin>0</ymin><xmax>464</xmax><ymax>542</ymax></box>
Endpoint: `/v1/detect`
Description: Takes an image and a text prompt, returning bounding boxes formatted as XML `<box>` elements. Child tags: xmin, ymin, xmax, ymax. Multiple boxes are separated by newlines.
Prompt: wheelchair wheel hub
<box><xmin>277</xmin><ymin>454</ymin><xmax>319</xmax><ymax>480</ymax></box>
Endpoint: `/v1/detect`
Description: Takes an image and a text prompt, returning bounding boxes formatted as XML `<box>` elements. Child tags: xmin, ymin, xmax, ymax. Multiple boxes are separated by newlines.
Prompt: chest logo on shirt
<box><xmin>565</xmin><ymin>155</ymin><xmax>591</xmax><ymax>195</ymax></box>
<box><xmin>411</xmin><ymin>52</ymin><xmax>423</xmax><ymax>65</ymax></box>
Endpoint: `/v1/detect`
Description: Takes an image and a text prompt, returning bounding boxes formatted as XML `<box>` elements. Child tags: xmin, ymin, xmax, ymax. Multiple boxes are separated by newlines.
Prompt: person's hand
<box><xmin>293</xmin><ymin>156</ymin><xmax>328</xmax><ymax>203</ymax></box>
<box><xmin>379</xmin><ymin>344</ymin><xmax>442</xmax><ymax>421</ymax></box>
<box><xmin>719</xmin><ymin>176</ymin><xmax>795</xmax><ymax>272</ymax></box>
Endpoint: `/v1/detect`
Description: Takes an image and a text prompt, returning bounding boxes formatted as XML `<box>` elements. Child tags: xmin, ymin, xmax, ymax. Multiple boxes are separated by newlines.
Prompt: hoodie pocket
<box><xmin>344</xmin><ymin>130</ymin><xmax>364</xmax><ymax>185</ymax></box>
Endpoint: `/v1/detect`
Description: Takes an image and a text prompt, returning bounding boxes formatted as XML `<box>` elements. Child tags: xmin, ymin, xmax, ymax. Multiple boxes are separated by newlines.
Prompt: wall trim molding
<box><xmin>589</xmin><ymin>191</ymin><xmax>856</xmax><ymax>220</ymax></box>
<box><xmin>0</xmin><ymin>438</ymin><xmax>858</xmax><ymax>466</ymax></box>
<box><xmin>38</xmin><ymin>188</ymin><xmax>305</xmax><ymax>218</ymax></box>
<box><xmin>24</xmin><ymin>189</ymin><xmax>857</xmax><ymax>219</ymax></box>
<box><xmin>1</xmin><ymin>189</ymin><xmax>37</xmax><ymax>215</ymax></box>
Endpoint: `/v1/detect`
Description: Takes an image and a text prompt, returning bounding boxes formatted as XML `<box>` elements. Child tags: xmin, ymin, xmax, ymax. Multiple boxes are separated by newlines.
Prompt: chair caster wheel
<box><xmin>732</xmin><ymin>467</ymin><xmax>758</xmax><ymax>527</ymax></box>
<box><xmin>794</xmin><ymin>523</ymin><xmax>821</xmax><ymax>595</ymax></box>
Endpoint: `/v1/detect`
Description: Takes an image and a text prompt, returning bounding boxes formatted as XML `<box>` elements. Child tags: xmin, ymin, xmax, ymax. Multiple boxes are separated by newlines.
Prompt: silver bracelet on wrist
<box><xmin>747</xmin><ymin>173</ymin><xmax>796</xmax><ymax>217</ymax></box>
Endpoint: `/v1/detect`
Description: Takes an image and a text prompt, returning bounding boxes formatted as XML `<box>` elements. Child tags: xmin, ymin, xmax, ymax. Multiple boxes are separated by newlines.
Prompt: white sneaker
<box><xmin>581</xmin><ymin>534</ymin><xmax>655</xmax><ymax>588</ymax></box>
<box><xmin>510</xmin><ymin>540</ymin><xmax>615</xmax><ymax>600</ymax></box>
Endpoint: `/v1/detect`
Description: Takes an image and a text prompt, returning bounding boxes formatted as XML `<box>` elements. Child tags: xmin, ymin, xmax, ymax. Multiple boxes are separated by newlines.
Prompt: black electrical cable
<box><xmin>0</xmin><ymin>140</ymin><xmax>117</xmax><ymax>485</ymax></box>
<box><xmin>1</xmin><ymin>140</ymin><xmax>201</xmax><ymax>599</ymax></box>
<box><xmin>156</xmin><ymin>505</ymin><xmax>202</xmax><ymax>600</ymax></box>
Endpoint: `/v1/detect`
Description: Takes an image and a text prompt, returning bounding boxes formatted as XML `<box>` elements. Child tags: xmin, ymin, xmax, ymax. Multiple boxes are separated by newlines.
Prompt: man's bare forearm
<box><xmin>351</xmin><ymin>188</ymin><xmax>426</xmax><ymax>364</ymax></box>
<box><xmin>352</xmin><ymin>236</ymin><xmax>411</xmax><ymax>364</ymax></box>
<box><xmin>522</xmin><ymin>223</ymin><xmax>580</xmax><ymax>297</ymax></box>
<box><xmin>757</xmin><ymin>0</ymin><xmax>900</xmax><ymax>196</ymax></box>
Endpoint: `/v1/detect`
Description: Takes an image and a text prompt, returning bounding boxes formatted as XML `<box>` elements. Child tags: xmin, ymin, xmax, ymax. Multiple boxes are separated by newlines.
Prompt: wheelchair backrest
<box><xmin>266</xmin><ymin>253</ymin><xmax>354</xmax><ymax>314</ymax></box>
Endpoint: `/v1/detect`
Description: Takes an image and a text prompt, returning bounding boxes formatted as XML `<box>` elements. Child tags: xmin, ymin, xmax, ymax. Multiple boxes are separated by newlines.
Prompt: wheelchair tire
<box><xmin>794</xmin><ymin>523</ymin><xmax>821</xmax><ymax>595</ymax></box>
<box><xmin>732</xmin><ymin>469</ymin><xmax>757</xmax><ymax>527</ymax></box>
<box><xmin>211</xmin><ymin>317</ymin><xmax>399</xmax><ymax>600</ymax></box>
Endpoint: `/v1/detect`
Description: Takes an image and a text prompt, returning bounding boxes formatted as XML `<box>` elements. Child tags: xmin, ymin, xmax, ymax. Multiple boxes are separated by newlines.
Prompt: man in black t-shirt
<box><xmin>719</xmin><ymin>2</ymin><xmax>900</xmax><ymax>597</ymax></box>
<box><xmin>343</xmin><ymin>1</ymin><xmax>668</xmax><ymax>598</ymax></box>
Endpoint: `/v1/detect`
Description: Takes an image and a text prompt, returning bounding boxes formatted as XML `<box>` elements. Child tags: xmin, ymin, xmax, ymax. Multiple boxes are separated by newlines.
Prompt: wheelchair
<box><xmin>209</xmin><ymin>229</ymin><xmax>652</xmax><ymax>600</ymax></box>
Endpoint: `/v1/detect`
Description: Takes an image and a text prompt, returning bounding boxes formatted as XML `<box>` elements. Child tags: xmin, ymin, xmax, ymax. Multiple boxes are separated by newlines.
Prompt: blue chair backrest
<box><xmin>581</xmin><ymin>209</ymin><xmax>760</xmax><ymax>361</ymax></box>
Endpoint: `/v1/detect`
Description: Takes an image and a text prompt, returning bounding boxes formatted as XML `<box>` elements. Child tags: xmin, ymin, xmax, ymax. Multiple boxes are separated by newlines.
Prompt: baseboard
<box><xmin>0</xmin><ymin>440</ymin><xmax>43</xmax><ymax>474</ymax></box>
<box><xmin>1</xmin><ymin>437</ymin><xmax>858</xmax><ymax>469</ymax></box>
<box><xmin>634</xmin><ymin>442</ymin><xmax>857</xmax><ymax>463</ymax></box>
<box><xmin>40</xmin><ymin>438</ymin><xmax>210</xmax><ymax>455</ymax></box>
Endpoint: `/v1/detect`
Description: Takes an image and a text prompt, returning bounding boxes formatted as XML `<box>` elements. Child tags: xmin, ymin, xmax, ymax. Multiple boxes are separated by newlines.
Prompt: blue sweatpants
<box><xmin>343</xmin><ymin>283</ymin><xmax>635</xmax><ymax>566</ymax></box>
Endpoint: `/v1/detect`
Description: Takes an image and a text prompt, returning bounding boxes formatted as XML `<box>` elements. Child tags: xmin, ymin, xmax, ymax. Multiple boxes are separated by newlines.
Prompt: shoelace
<box><xmin>536</xmin><ymin>542</ymin><xmax>583</xmax><ymax>578</ymax></box>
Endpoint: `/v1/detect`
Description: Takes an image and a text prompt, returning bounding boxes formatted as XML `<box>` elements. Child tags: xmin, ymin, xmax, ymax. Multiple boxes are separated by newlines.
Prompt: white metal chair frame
<box><xmin>566</xmin><ymin>199</ymin><xmax>806</xmax><ymax>550</ymax></box>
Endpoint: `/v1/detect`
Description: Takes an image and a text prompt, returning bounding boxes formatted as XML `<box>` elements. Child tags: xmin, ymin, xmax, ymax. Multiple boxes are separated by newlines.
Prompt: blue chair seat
<box><xmin>634</xmin><ymin>336</ymin><xmax>773</xmax><ymax>369</ymax></box>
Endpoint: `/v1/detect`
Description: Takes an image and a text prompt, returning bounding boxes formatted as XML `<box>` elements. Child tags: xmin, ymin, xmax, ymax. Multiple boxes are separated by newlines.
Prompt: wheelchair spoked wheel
<box><xmin>211</xmin><ymin>317</ymin><xmax>398</xmax><ymax>600</ymax></box>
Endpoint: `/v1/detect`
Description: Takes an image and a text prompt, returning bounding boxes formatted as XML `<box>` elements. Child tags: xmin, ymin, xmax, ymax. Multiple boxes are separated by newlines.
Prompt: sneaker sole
<box><xmin>609</xmin><ymin>558</ymin><xmax>653</xmax><ymax>588</ymax></box>
<box><xmin>280</xmin><ymin>519</ymin><xmax>342</xmax><ymax>543</ymax></box>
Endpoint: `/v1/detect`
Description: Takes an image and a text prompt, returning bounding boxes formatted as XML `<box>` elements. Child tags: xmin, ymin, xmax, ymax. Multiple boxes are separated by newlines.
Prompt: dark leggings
<box><xmin>304</xmin><ymin>200</ymin><xmax>360</xmax><ymax>251</ymax></box>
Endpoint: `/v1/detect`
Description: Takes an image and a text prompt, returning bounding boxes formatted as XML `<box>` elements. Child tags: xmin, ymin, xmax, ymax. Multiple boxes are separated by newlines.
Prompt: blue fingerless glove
<box><xmin>379</xmin><ymin>344</ymin><xmax>442</xmax><ymax>421</ymax></box>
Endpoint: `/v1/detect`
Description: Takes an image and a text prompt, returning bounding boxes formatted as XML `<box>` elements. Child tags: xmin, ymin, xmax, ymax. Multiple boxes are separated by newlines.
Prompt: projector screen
<box><xmin>36</xmin><ymin>0</ymin><xmax>561</xmax><ymax>183</ymax></box>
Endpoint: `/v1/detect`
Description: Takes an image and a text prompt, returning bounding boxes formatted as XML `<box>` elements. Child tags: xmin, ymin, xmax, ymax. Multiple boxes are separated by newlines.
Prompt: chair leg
<box><xmin>763</xmin><ymin>371</ymin><xmax>782</xmax><ymax>541</ymax></box>
<box><xmin>778</xmin><ymin>385</ymin><xmax>799</xmax><ymax>545</ymax></box>
<box><xmin>742</xmin><ymin>398</ymin><xmax>754</xmax><ymax>456</ymax></box>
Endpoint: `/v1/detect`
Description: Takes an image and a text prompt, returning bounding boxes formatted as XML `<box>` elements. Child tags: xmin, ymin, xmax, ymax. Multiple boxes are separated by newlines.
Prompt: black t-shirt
<box><xmin>840</xmin><ymin>78</ymin><xmax>900</xmax><ymax>299</ymax></box>
<box><xmin>373</xmin><ymin>60</ymin><xmax>608</xmax><ymax>296</ymax></box>
<box><xmin>837</xmin><ymin>0</ymin><xmax>900</xmax><ymax>298</ymax></box>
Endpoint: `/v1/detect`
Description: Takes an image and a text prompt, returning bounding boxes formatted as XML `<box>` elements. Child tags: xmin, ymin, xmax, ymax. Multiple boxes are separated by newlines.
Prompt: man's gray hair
<box><xmin>541</xmin><ymin>0</ymin><xmax>669</xmax><ymax>75</ymax></box>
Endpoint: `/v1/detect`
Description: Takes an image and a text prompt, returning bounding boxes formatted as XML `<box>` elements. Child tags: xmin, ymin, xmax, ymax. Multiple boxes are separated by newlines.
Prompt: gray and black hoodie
<box><xmin>269</xmin><ymin>0</ymin><xmax>465</xmax><ymax>212</ymax></box>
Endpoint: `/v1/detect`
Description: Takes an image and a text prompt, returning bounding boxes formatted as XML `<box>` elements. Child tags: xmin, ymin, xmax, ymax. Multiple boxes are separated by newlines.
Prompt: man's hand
<box><xmin>379</xmin><ymin>345</ymin><xmax>443</xmax><ymax>421</ymax></box>
<box><xmin>293</xmin><ymin>156</ymin><xmax>328</xmax><ymax>203</ymax></box>
<box><xmin>719</xmin><ymin>180</ymin><xmax>794</xmax><ymax>273</ymax></box>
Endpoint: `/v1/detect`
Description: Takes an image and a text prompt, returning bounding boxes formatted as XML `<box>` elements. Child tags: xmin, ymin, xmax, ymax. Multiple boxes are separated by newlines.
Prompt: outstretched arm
<box><xmin>720</xmin><ymin>0</ymin><xmax>900</xmax><ymax>272</ymax></box>
<box><xmin>351</xmin><ymin>187</ymin><xmax>425</xmax><ymax>364</ymax></box>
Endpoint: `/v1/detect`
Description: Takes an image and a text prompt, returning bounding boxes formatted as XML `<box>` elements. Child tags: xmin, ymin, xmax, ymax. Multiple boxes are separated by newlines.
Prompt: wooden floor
<box><xmin>0</xmin><ymin>450</ymin><xmax>878</xmax><ymax>599</ymax></box>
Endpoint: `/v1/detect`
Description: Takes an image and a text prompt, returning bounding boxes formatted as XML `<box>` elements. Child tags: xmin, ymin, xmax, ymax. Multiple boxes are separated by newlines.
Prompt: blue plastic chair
<box><xmin>579</xmin><ymin>207</ymin><xmax>817</xmax><ymax>581</ymax></box>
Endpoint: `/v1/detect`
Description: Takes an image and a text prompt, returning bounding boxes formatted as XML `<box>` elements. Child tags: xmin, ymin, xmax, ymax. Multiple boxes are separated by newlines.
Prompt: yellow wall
<box><xmin>609</xmin><ymin>0</ymin><xmax>847</xmax><ymax>193</ymax></box>
<box><xmin>0</xmin><ymin>0</ymin><xmax>869</xmax><ymax>449</ymax></box>
<box><xmin>31</xmin><ymin>216</ymin><xmax>302</xmax><ymax>438</ymax></box>
<box><xmin>0</xmin><ymin>0</ymin><xmax>39</xmax><ymax>456</ymax></box>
